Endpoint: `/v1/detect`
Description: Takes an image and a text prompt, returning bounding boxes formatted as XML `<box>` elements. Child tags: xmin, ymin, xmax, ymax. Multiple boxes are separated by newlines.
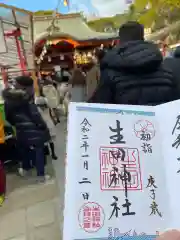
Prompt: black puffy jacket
<box><xmin>2</xmin><ymin>88</ymin><xmax>50</xmax><ymax>147</ymax></box>
<box><xmin>89</xmin><ymin>41</ymin><xmax>177</xmax><ymax>105</ymax></box>
<box><xmin>163</xmin><ymin>46</ymin><xmax>180</xmax><ymax>97</ymax></box>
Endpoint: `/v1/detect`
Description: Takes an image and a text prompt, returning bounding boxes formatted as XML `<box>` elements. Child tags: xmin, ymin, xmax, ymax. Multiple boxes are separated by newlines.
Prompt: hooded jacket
<box><xmin>89</xmin><ymin>41</ymin><xmax>176</xmax><ymax>105</ymax></box>
<box><xmin>69</xmin><ymin>68</ymin><xmax>86</xmax><ymax>86</ymax></box>
<box><xmin>2</xmin><ymin>88</ymin><xmax>50</xmax><ymax>147</ymax></box>
<box><xmin>174</xmin><ymin>46</ymin><xmax>180</xmax><ymax>58</ymax></box>
<box><xmin>163</xmin><ymin>46</ymin><xmax>180</xmax><ymax>96</ymax></box>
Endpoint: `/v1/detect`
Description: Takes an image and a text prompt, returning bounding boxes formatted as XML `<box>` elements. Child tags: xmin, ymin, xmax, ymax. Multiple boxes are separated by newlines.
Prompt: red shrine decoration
<box><xmin>4</xmin><ymin>28</ymin><xmax>27</xmax><ymax>74</ymax></box>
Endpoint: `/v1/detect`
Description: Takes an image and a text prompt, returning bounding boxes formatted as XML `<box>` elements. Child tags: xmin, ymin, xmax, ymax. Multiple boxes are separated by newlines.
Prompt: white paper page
<box><xmin>156</xmin><ymin>99</ymin><xmax>180</xmax><ymax>229</ymax></box>
<box><xmin>63</xmin><ymin>102</ymin><xmax>170</xmax><ymax>240</ymax></box>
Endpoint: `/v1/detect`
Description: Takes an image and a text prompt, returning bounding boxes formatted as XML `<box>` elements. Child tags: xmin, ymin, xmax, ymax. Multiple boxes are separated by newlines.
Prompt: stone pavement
<box><xmin>0</xmin><ymin>119</ymin><xmax>67</xmax><ymax>240</ymax></box>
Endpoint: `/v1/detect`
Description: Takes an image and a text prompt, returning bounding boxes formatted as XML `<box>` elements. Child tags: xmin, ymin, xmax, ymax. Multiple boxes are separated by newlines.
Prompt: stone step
<box><xmin>0</xmin><ymin>198</ymin><xmax>62</xmax><ymax>240</ymax></box>
<box><xmin>0</xmin><ymin>178</ymin><xmax>58</xmax><ymax>217</ymax></box>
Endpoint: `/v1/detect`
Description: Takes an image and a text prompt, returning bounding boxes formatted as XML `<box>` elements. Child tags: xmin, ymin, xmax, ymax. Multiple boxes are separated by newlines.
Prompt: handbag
<box><xmin>0</xmin><ymin>160</ymin><xmax>6</xmax><ymax>205</ymax></box>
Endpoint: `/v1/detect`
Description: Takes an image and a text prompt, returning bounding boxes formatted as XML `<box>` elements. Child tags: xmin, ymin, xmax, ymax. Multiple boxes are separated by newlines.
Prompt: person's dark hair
<box><xmin>15</xmin><ymin>76</ymin><xmax>33</xmax><ymax>87</ymax></box>
<box><xmin>119</xmin><ymin>21</ymin><xmax>144</xmax><ymax>43</ymax></box>
<box><xmin>62</xmin><ymin>75</ymin><xmax>69</xmax><ymax>83</ymax></box>
<box><xmin>94</xmin><ymin>48</ymin><xmax>106</xmax><ymax>62</ymax></box>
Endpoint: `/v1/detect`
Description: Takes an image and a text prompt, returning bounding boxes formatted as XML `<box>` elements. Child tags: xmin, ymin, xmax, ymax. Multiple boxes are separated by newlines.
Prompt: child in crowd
<box><xmin>35</xmin><ymin>96</ymin><xmax>58</xmax><ymax>160</ymax></box>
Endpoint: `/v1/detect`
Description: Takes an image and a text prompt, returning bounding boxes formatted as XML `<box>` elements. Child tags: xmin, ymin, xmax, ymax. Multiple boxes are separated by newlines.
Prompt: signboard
<box><xmin>0</xmin><ymin>20</ymin><xmax>7</xmax><ymax>54</ymax></box>
<box><xmin>64</xmin><ymin>101</ymin><xmax>180</xmax><ymax>240</ymax></box>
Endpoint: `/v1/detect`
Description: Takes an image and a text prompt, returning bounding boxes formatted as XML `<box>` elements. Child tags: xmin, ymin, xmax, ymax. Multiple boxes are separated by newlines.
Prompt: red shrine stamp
<box><xmin>134</xmin><ymin>120</ymin><xmax>155</xmax><ymax>140</ymax></box>
<box><xmin>78</xmin><ymin>202</ymin><xmax>105</xmax><ymax>233</ymax></box>
<box><xmin>100</xmin><ymin>147</ymin><xmax>142</xmax><ymax>191</ymax></box>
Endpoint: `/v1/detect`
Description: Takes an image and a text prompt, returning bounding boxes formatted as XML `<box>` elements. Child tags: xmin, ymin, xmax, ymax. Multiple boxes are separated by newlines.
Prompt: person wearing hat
<box><xmin>2</xmin><ymin>76</ymin><xmax>51</xmax><ymax>183</ymax></box>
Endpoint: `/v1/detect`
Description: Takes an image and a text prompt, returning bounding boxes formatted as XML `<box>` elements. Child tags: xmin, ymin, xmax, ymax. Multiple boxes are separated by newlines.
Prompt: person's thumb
<box><xmin>157</xmin><ymin>230</ymin><xmax>180</xmax><ymax>240</ymax></box>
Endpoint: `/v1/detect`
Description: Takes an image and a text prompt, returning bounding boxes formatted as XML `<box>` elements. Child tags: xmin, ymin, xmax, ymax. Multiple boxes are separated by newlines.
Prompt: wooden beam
<box><xmin>0</xmin><ymin>3</ymin><xmax>32</xmax><ymax>15</ymax></box>
<box><xmin>42</xmin><ymin>52</ymin><xmax>73</xmax><ymax>58</ymax></box>
<box><xmin>34</xmin><ymin>39</ymin><xmax>113</xmax><ymax>56</ymax></box>
<box><xmin>6</xmin><ymin>67</ymin><xmax>35</xmax><ymax>73</ymax></box>
<box><xmin>0</xmin><ymin>63</ymin><xmax>18</xmax><ymax>68</ymax></box>
<box><xmin>2</xmin><ymin>19</ymin><xmax>29</xmax><ymax>29</ymax></box>
<box><xmin>33</xmin><ymin>12</ymin><xmax>81</xmax><ymax>21</ymax></box>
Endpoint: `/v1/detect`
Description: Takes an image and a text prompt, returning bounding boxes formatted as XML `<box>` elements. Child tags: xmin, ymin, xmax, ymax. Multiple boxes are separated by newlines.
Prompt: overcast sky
<box><xmin>1</xmin><ymin>0</ymin><xmax>129</xmax><ymax>17</ymax></box>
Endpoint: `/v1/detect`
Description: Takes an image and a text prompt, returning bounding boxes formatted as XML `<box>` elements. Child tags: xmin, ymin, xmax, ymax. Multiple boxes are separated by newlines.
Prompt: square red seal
<box><xmin>99</xmin><ymin>147</ymin><xmax>142</xmax><ymax>191</ymax></box>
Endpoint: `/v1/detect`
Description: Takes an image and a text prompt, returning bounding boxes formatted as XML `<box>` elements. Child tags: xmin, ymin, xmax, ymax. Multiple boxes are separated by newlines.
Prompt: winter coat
<box><xmin>86</xmin><ymin>64</ymin><xmax>100</xmax><ymax>100</ymax></box>
<box><xmin>69</xmin><ymin>68</ymin><xmax>86</xmax><ymax>86</ymax></box>
<box><xmin>42</xmin><ymin>85</ymin><xmax>59</xmax><ymax>108</ymax></box>
<box><xmin>70</xmin><ymin>85</ymin><xmax>86</xmax><ymax>102</ymax></box>
<box><xmin>163</xmin><ymin>46</ymin><xmax>180</xmax><ymax>98</ymax></box>
<box><xmin>57</xmin><ymin>82</ymin><xmax>69</xmax><ymax>101</ymax></box>
<box><xmin>2</xmin><ymin>88</ymin><xmax>50</xmax><ymax>147</ymax></box>
<box><xmin>38</xmin><ymin>107</ymin><xmax>56</xmax><ymax>138</ymax></box>
<box><xmin>89</xmin><ymin>41</ymin><xmax>177</xmax><ymax>105</ymax></box>
<box><xmin>35</xmin><ymin>96</ymin><xmax>56</xmax><ymax>138</ymax></box>
<box><xmin>63</xmin><ymin>91</ymin><xmax>71</xmax><ymax>114</ymax></box>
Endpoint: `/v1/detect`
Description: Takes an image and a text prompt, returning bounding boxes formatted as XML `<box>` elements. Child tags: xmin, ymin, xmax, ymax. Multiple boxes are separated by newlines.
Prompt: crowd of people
<box><xmin>88</xmin><ymin>21</ymin><xmax>180</xmax><ymax>105</ymax></box>
<box><xmin>1</xmin><ymin>20</ymin><xmax>180</xmax><ymax>236</ymax></box>
<box><xmin>2</xmin><ymin>76</ymin><xmax>58</xmax><ymax>183</ymax></box>
<box><xmin>1</xmin><ymin>20</ymin><xmax>180</xmax><ymax>188</ymax></box>
<box><xmin>0</xmin><ymin>64</ymin><xmax>88</xmax><ymax>186</ymax></box>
